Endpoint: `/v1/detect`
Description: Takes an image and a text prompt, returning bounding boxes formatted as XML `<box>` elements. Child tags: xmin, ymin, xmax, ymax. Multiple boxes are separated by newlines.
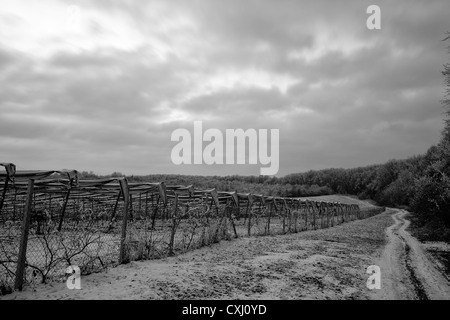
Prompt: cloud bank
<box><xmin>1</xmin><ymin>0</ymin><xmax>449</xmax><ymax>176</ymax></box>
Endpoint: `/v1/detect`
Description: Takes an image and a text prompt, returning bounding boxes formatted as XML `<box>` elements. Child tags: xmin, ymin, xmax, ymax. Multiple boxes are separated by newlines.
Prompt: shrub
<box><xmin>411</xmin><ymin>172</ymin><xmax>450</xmax><ymax>227</ymax></box>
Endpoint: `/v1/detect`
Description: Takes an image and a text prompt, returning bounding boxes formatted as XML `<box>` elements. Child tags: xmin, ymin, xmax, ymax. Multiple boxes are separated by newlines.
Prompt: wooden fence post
<box><xmin>14</xmin><ymin>179</ymin><xmax>34</xmax><ymax>291</ymax></box>
<box><xmin>0</xmin><ymin>172</ymin><xmax>9</xmax><ymax>215</ymax></box>
<box><xmin>303</xmin><ymin>202</ymin><xmax>308</xmax><ymax>231</ymax></box>
<box><xmin>228</xmin><ymin>203</ymin><xmax>238</xmax><ymax>239</ymax></box>
<box><xmin>110</xmin><ymin>190</ymin><xmax>122</xmax><ymax>222</ymax></box>
<box><xmin>13</xmin><ymin>189</ymin><xmax>17</xmax><ymax>220</ymax></box>
<box><xmin>138</xmin><ymin>193</ymin><xmax>142</xmax><ymax>218</ymax></box>
<box><xmin>291</xmin><ymin>200</ymin><xmax>298</xmax><ymax>233</ymax></box>
<box><xmin>145</xmin><ymin>192</ymin><xmax>149</xmax><ymax>218</ymax></box>
<box><xmin>168</xmin><ymin>193</ymin><xmax>178</xmax><ymax>256</ymax></box>
<box><xmin>57</xmin><ymin>183</ymin><xmax>72</xmax><ymax>231</ymax></box>
<box><xmin>246</xmin><ymin>201</ymin><xmax>251</xmax><ymax>236</ymax></box>
<box><xmin>118</xmin><ymin>178</ymin><xmax>130</xmax><ymax>264</ymax></box>
<box><xmin>129</xmin><ymin>194</ymin><xmax>134</xmax><ymax>221</ymax></box>
<box><xmin>151</xmin><ymin>196</ymin><xmax>160</xmax><ymax>229</ymax></box>
<box><xmin>328</xmin><ymin>204</ymin><xmax>332</xmax><ymax>227</ymax></box>
<box><xmin>266</xmin><ymin>202</ymin><xmax>273</xmax><ymax>235</ymax></box>
<box><xmin>227</xmin><ymin>193</ymin><xmax>238</xmax><ymax>238</ymax></box>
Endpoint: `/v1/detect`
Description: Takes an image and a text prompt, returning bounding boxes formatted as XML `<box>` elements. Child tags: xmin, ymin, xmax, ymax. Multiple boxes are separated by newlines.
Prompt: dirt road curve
<box><xmin>372</xmin><ymin>209</ymin><xmax>450</xmax><ymax>300</ymax></box>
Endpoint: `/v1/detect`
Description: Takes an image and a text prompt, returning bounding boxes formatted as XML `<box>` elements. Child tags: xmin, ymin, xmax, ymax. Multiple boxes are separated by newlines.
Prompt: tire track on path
<box><xmin>372</xmin><ymin>209</ymin><xmax>450</xmax><ymax>300</ymax></box>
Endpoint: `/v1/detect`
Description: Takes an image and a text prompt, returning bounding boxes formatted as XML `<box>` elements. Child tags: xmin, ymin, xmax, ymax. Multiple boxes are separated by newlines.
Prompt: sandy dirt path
<box><xmin>371</xmin><ymin>209</ymin><xmax>450</xmax><ymax>300</ymax></box>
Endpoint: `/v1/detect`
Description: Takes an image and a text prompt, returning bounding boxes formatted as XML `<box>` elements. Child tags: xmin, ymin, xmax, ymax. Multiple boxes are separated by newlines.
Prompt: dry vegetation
<box><xmin>2</xmin><ymin>200</ymin><xmax>390</xmax><ymax>300</ymax></box>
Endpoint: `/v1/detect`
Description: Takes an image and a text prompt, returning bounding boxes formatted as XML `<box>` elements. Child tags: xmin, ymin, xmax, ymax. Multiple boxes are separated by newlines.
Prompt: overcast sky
<box><xmin>1</xmin><ymin>0</ymin><xmax>449</xmax><ymax>176</ymax></box>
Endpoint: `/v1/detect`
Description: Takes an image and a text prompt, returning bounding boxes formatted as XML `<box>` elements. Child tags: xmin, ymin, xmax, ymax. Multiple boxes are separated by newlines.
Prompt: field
<box><xmin>4</xmin><ymin>204</ymin><xmax>450</xmax><ymax>300</ymax></box>
<box><xmin>3</xmin><ymin>192</ymin><xmax>450</xmax><ymax>301</ymax></box>
<box><xmin>0</xmin><ymin>195</ymin><xmax>394</xmax><ymax>299</ymax></box>
<box><xmin>2</xmin><ymin>179</ymin><xmax>385</xmax><ymax>292</ymax></box>
<box><xmin>2</xmin><ymin>201</ymin><xmax>391</xmax><ymax>300</ymax></box>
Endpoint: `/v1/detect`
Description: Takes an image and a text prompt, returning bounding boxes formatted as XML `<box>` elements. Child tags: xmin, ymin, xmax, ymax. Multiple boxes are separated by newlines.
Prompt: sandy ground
<box><xmin>2</xmin><ymin>208</ymin><xmax>449</xmax><ymax>300</ymax></box>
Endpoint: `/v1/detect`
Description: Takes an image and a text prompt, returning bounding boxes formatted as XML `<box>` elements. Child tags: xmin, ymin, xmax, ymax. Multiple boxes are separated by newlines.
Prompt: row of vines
<box><xmin>0</xmin><ymin>162</ymin><xmax>385</xmax><ymax>295</ymax></box>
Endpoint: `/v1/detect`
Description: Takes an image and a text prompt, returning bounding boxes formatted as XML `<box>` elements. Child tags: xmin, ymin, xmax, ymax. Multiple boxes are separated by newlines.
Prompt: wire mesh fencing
<box><xmin>0</xmin><ymin>188</ymin><xmax>125</xmax><ymax>294</ymax></box>
<box><xmin>0</xmin><ymin>162</ymin><xmax>386</xmax><ymax>296</ymax></box>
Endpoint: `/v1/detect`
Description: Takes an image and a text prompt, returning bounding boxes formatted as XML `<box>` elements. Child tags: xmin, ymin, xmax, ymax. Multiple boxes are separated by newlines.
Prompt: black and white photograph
<box><xmin>1</xmin><ymin>0</ymin><xmax>450</xmax><ymax>306</ymax></box>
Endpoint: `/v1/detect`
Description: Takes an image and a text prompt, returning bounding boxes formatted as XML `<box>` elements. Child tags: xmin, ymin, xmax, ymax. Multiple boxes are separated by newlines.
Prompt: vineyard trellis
<box><xmin>0</xmin><ymin>162</ymin><xmax>385</xmax><ymax>295</ymax></box>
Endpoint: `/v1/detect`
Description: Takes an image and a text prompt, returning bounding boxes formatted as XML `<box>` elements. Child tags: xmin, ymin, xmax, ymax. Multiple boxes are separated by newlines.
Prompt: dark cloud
<box><xmin>0</xmin><ymin>0</ymin><xmax>449</xmax><ymax>175</ymax></box>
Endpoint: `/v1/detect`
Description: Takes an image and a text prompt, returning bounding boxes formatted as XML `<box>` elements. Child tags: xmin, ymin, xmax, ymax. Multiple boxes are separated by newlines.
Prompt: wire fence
<box><xmin>0</xmin><ymin>162</ymin><xmax>385</xmax><ymax>295</ymax></box>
